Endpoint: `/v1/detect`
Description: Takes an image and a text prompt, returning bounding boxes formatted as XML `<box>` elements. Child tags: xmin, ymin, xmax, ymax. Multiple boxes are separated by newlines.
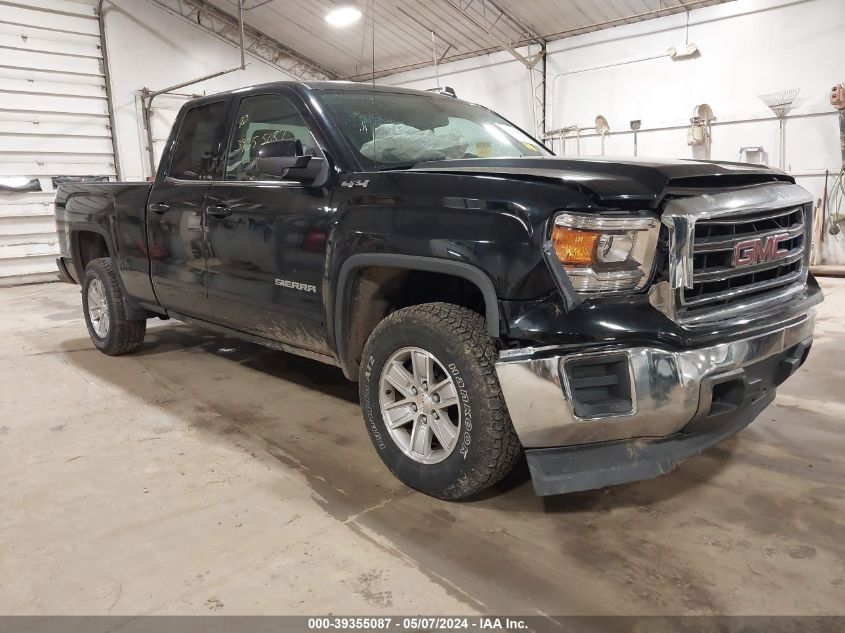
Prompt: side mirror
<box><xmin>255</xmin><ymin>139</ymin><xmax>325</xmax><ymax>184</ymax></box>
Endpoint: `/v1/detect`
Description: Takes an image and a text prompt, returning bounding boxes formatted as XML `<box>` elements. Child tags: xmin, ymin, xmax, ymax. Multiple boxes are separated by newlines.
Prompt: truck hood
<box><xmin>411</xmin><ymin>156</ymin><xmax>793</xmax><ymax>206</ymax></box>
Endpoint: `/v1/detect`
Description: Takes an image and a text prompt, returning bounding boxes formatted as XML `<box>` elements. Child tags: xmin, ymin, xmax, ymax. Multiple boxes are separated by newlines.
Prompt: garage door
<box><xmin>0</xmin><ymin>0</ymin><xmax>115</xmax><ymax>286</ymax></box>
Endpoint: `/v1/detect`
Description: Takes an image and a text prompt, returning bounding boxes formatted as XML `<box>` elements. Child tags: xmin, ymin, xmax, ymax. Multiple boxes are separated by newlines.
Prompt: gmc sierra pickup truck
<box><xmin>55</xmin><ymin>80</ymin><xmax>822</xmax><ymax>499</ymax></box>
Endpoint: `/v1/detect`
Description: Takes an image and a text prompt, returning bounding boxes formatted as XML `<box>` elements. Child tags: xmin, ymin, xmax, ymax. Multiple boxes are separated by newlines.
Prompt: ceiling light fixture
<box><xmin>325</xmin><ymin>6</ymin><xmax>361</xmax><ymax>27</ymax></box>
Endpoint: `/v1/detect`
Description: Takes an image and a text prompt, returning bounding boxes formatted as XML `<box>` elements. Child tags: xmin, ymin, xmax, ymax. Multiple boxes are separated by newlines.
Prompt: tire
<box><xmin>359</xmin><ymin>302</ymin><xmax>521</xmax><ymax>500</ymax></box>
<box><xmin>81</xmin><ymin>257</ymin><xmax>146</xmax><ymax>356</ymax></box>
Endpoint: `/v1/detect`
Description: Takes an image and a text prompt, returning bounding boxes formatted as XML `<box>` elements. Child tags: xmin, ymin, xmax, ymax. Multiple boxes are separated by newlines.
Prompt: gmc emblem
<box><xmin>733</xmin><ymin>234</ymin><xmax>790</xmax><ymax>267</ymax></box>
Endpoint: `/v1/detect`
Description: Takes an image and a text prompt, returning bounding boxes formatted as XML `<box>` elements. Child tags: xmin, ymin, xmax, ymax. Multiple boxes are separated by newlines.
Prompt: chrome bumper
<box><xmin>495</xmin><ymin>312</ymin><xmax>815</xmax><ymax>448</ymax></box>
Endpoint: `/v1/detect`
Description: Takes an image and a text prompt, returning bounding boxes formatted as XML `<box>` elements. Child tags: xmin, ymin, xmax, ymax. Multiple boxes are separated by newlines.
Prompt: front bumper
<box><xmin>495</xmin><ymin>312</ymin><xmax>815</xmax><ymax>495</ymax></box>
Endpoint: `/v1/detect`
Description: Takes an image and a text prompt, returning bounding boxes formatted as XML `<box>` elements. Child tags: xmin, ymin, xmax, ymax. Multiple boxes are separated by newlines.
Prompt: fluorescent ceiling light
<box><xmin>325</xmin><ymin>6</ymin><xmax>361</xmax><ymax>27</ymax></box>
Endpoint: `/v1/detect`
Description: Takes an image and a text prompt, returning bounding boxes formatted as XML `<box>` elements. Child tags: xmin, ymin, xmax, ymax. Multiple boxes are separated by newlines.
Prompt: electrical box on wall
<box><xmin>687</xmin><ymin>104</ymin><xmax>714</xmax><ymax>160</ymax></box>
<box><xmin>739</xmin><ymin>146</ymin><xmax>766</xmax><ymax>165</ymax></box>
<box><xmin>687</xmin><ymin>104</ymin><xmax>714</xmax><ymax>148</ymax></box>
<box><xmin>831</xmin><ymin>84</ymin><xmax>845</xmax><ymax>110</ymax></box>
<box><xmin>687</xmin><ymin>125</ymin><xmax>707</xmax><ymax>146</ymax></box>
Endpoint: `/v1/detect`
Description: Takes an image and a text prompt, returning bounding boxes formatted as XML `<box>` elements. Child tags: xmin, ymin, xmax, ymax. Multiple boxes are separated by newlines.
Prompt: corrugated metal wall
<box><xmin>0</xmin><ymin>0</ymin><xmax>115</xmax><ymax>286</ymax></box>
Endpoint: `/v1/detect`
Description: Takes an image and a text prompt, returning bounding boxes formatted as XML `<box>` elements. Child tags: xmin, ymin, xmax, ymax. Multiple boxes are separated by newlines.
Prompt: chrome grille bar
<box><xmin>696</xmin><ymin>205</ymin><xmax>803</xmax><ymax>224</ymax></box>
<box><xmin>678</xmin><ymin>284</ymin><xmax>807</xmax><ymax>327</ymax></box>
<box><xmin>681</xmin><ymin>269</ymin><xmax>804</xmax><ymax>307</ymax></box>
<box><xmin>692</xmin><ymin>246</ymin><xmax>804</xmax><ymax>282</ymax></box>
<box><xmin>694</xmin><ymin>222</ymin><xmax>804</xmax><ymax>253</ymax></box>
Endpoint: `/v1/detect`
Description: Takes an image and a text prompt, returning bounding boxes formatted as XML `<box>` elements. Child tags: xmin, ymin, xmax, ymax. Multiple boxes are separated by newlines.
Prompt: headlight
<box><xmin>551</xmin><ymin>212</ymin><xmax>659</xmax><ymax>293</ymax></box>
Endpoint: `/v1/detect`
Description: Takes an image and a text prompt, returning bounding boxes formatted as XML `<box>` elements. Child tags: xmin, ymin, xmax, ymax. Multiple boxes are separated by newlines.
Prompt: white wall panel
<box><xmin>0</xmin><ymin>75</ymin><xmax>108</xmax><ymax>98</ymax></box>
<box><xmin>0</xmin><ymin>134</ymin><xmax>113</xmax><ymax>154</ymax></box>
<box><xmin>0</xmin><ymin>190</ymin><xmax>55</xmax><ymax>205</ymax></box>
<box><xmin>0</xmin><ymin>32</ymin><xmax>102</xmax><ymax>57</ymax></box>
<box><xmin>0</xmin><ymin>120</ymin><xmax>110</xmax><ymax>136</ymax></box>
<box><xmin>0</xmin><ymin>0</ymin><xmax>114</xmax><ymax>284</ymax></box>
<box><xmin>0</xmin><ymin>230</ymin><xmax>58</xmax><ymax>247</ymax></box>
<box><xmin>0</xmin><ymin>91</ymin><xmax>109</xmax><ymax>115</ymax></box>
<box><xmin>0</xmin><ymin>47</ymin><xmax>103</xmax><ymax>76</ymax></box>
<box><xmin>0</xmin><ymin>215</ymin><xmax>57</xmax><ymax>234</ymax></box>
<box><xmin>0</xmin><ymin>254</ymin><xmax>57</xmax><ymax>285</ymax></box>
<box><xmin>0</xmin><ymin>239</ymin><xmax>58</xmax><ymax>258</ymax></box>
<box><xmin>0</xmin><ymin>64</ymin><xmax>101</xmax><ymax>85</ymax></box>
<box><xmin>0</xmin><ymin>2</ymin><xmax>98</xmax><ymax>35</ymax></box>
<box><xmin>0</xmin><ymin>162</ymin><xmax>115</xmax><ymax>177</ymax></box>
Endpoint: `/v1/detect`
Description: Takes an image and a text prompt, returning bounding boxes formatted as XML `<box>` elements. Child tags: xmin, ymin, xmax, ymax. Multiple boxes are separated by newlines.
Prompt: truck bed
<box><xmin>55</xmin><ymin>181</ymin><xmax>154</xmax><ymax>299</ymax></box>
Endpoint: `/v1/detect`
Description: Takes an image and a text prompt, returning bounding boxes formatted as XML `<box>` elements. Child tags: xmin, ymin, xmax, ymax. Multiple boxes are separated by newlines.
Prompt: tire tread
<box><xmin>84</xmin><ymin>257</ymin><xmax>146</xmax><ymax>356</ymax></box>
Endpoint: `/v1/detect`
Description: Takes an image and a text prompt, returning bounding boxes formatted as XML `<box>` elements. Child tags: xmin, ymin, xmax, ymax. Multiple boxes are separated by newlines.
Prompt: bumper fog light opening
<box><xmin>562</xmin><ymin>354</ymin><xmax>634</xmax><ymax>419</ymax></box>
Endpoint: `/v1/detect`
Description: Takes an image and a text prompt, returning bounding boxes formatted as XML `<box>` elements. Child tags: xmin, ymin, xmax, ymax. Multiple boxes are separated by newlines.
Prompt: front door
<box><xmin>204</xmin><ymin>91</ymin><xmax>331</xmax><ymax>355</ymax></box>
<box><xmin>147</xmin><ymin>99</ymin><xmax>228</xmax><ymax>318</ymax></box>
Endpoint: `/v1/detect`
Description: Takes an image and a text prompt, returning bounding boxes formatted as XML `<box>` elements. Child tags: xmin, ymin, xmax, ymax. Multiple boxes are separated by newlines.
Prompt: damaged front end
<box><xmin>494</xmin><ymin>179</ymin><xmax>823</xmax><ymax>496</ymax></box>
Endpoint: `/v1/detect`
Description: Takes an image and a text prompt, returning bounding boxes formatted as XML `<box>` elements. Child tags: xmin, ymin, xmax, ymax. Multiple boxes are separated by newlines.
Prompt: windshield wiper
<box><xmin>376</xmin><ymin>162</ymin><xmax>419</xmax><ymax>171</ymax></box>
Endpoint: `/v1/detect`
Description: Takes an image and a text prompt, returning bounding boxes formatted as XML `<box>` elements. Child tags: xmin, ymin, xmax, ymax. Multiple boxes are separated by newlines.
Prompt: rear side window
<box><xmin>169</xmin><ymin>101</ymin><xmax>227</xmax><ymax>180</ymax></box>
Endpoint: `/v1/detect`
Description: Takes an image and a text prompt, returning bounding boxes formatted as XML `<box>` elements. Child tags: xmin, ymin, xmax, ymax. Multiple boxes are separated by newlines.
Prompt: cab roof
<box><xmin>186</xmin><ymin>80</ymin><xmax>458</xmax><ymax>107</ymax></box>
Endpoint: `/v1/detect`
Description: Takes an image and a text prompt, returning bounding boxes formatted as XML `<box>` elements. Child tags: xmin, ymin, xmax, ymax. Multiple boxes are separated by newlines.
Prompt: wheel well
<box><xmin>342</xmin><ymin>266</ymin><xmax>488</xmax><ymax>378</ymax></box>
<box><xmin>75</xmin><ymin>231</ymin><xmax>110</xmax><ymax>272</ymax></box>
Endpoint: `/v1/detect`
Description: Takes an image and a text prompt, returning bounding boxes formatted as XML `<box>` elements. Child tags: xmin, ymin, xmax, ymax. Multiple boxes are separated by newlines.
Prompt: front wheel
<box><xmin>359</xmin><ymin>303</ymin><xmax>521</xmax><ymax>500</ymax></box>
<box><xmin>81</xmin><ymin>257</ymin><xmax>146</xmax><ymax>356</ymax></box>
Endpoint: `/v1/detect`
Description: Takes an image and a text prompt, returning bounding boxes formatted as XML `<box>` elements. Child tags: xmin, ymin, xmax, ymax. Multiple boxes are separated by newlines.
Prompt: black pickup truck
<box><xmin>55</xmin><ymin>81</ymin><xmax>821</xmax><ymax>499</ymax></box>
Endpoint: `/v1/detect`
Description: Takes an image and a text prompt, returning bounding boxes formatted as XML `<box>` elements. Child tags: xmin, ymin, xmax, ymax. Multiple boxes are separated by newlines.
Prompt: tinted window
<box><xmin>225</xmin><ymin>94</ymin><xmax>321</xmax><ymax>181</ymax></box>
<box><xmin>169</xmin><ymin>101</ymin><xmax>227</xmax><ymax>180</ymax></box>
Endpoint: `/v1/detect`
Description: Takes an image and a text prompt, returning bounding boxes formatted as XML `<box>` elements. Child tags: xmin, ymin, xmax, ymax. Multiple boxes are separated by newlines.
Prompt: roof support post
<box><xmin>505</xmin><ymin>44</ymin><xmax>546</xmax><ymax>141</ymax></box>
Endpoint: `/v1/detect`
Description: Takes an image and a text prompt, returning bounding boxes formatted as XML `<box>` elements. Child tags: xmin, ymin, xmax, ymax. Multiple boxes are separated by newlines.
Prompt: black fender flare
<box><xmin>333</xmin><ymin>253</ymin><xmax>501</xmax><ymax>377</ymax></box>
<box><xmin>69</xmin><ymin>222</ymin><xmax>114</xmax><ymax>280</ymax></box>
<box><xmin>70</xmin><ymin>223</ymin><xmax>147</xmax><ymax>321</ymax></box>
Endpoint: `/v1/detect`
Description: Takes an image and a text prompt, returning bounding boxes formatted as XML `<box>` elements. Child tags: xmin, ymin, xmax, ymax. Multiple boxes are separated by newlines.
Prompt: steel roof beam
<box><xmin>485</xmin><ymin>0</ymin><xmax>545</xmax><ymax>45</ymax></box>
<box><xmin>347</xmin><ymin>0</ymin><xmax>726</xmax><ymax>80</ymax></box>
<box><xmin>143</xmin><ymin>0</ymin><xmax>337</xmax><ymax>80</ymax></box>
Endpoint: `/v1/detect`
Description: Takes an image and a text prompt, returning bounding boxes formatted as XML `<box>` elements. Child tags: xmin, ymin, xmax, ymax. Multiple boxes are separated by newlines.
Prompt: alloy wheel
<box><xmin>378</xmin><ymin>346</ymin><xmax>461</xmax><ymax>464</ymax></box>
<box><xmin>87</xmin><ymin>278</ymin><xmax>110</xmax><ymax>339</ymax></box>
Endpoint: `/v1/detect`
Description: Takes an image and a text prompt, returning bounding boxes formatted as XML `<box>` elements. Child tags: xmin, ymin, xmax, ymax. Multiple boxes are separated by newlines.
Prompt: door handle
<box><xmin>149</xmin><ymin>203</ymin><xmax>170</xmax><ymax>214</ymax></box>
<box><xmin>206</xmin><ymin>204</ymin><xmax>232</xmax><ymax>219</ymax></box>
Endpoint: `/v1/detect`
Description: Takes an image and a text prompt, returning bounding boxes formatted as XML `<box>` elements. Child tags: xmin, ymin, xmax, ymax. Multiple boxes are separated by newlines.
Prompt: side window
<box><xmin>225</xmin><ymin>94</ymin><xmax>321</xmax><ymax>181</ymax></box>
<box><xmin>169</xmin><ymin>101</ymin><xmax>227</xmax><ymax>181</ymax></box>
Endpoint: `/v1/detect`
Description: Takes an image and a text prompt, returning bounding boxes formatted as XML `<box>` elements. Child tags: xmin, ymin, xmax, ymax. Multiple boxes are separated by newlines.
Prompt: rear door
<box><xmin>147</xmin><ymin>100</ymin><xmax>228</xmax><ymax>318</ymax></box>
<box><xmin>204</xmin><ymin>90</ymin><xmax>332</xmax><ymax>355</ymax></box>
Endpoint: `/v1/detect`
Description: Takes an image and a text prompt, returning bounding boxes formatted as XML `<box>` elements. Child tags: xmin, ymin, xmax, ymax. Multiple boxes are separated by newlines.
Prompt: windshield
<box><xmin>317</xmin><ymin>89</ymin><xmax>551</xmax><ymax>170</ymax></box>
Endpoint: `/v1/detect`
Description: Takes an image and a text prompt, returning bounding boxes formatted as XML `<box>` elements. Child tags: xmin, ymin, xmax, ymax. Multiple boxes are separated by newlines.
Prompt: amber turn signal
<box><xmin>552</xmin><ymin>226</ymin><xmax>600</xmax><ymax>266</ymax></box>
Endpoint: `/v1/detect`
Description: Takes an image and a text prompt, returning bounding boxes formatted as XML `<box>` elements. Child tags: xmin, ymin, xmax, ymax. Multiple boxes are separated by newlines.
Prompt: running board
<box><xmin>168</xmin><ymin>312</ymin><xmax>339</xmax><ymax>367</ymax></box>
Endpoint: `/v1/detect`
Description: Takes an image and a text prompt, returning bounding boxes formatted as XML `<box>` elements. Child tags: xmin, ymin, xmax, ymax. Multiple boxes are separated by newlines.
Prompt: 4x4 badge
<box><xmin>340</xmin><ymin>179</ymin><xmax>369</xmax><ymax>188</ymax></box>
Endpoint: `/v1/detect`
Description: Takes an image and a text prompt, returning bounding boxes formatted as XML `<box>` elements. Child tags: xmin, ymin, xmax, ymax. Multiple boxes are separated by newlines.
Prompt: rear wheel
<box><xmin>81</xmin><ymin>257</ymin><xmax>146</xmax><ymax>355</ymax></box>
<box><xmin>359</xmin><ymin>303</ymin><xmax>521</xmax><ymax>500</ymax></box>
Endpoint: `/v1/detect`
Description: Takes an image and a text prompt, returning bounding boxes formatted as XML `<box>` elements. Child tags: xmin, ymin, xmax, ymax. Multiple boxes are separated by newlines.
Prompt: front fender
<box><xmin>332</xmin><ymin>253</ymin><xmax>501</xmax><ymax>378</ymax></box>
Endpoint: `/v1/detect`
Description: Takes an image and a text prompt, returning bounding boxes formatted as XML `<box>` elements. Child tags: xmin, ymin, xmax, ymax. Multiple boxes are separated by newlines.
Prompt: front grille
<box><xmin>680</xmin><ymin>205</ymin><xmax>806</xmax><ymax>314</ymax></box>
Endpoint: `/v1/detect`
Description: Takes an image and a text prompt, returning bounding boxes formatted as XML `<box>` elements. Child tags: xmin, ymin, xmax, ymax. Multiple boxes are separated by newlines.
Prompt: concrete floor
<box><xmin>1</xmin><ymin>279</ymin><xmax>844</xmax><ymax>616</ymax></box>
